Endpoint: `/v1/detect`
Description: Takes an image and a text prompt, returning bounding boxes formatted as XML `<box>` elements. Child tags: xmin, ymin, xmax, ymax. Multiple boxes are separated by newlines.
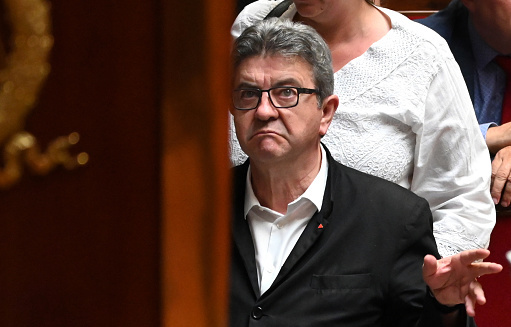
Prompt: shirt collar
<box><xmin>468</xmin><ymin>18</ymin><xmax>500</xmax><ymax>69</ymax></box>
<box><xmin>244</xmin><ymin>145</ymin><xmax>329</xmax><ymax>218</ymax></box>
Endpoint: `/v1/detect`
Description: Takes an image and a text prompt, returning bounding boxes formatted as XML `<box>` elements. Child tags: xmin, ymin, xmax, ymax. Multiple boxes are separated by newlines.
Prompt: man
<box><xmin>229</xmin><ymin>18</ymin><xmax>501</xmax><ymax>326</ymax></box>
<box><xmin>419</xmin><ymin>0</ymin><xmax>511</xmax><ymax>207</ymax></box>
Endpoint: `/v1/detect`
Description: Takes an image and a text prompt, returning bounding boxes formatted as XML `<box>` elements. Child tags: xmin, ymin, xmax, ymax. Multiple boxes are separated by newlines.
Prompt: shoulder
<box><xmin>377</xmin><ymin>7</ymin><xmax>457</xmax><ymax>70</ymax></box>
<box><xmin>417</xmin><ymin>0</ymin><xmax>467</xmax><ymax>39</ymax></box>
<box><xmin>232</xmin><ymin>0</ymin><xmax>283</xmax><ymax>38</ymax></box>
<box><xmin>384</xmin><ymin>7</ymin><xmax>451</xmax><ymax>49</ymax></box>
<box><xmin>334</xmin><ymin>8</ymin><xmax>452</xmax><ymax>103</ymax></box>
<box><xmin>327</xmin><ymin>151</ymin><xmax>427</xmax><ymax>208</ymax></box>
<box><xmin>327</xmin><ymin>155</ymin><xmax>434</xmax><ymax>240</ymax></box>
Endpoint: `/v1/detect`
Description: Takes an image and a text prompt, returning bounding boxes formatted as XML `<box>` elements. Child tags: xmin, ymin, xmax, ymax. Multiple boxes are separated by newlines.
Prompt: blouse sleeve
<box><xmin>411</xmin><ymin>45</ymin><xmax>495</xmax><ymax>257</ymax></box>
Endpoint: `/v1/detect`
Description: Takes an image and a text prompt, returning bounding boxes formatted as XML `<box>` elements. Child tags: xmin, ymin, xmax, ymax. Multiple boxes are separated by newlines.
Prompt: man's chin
<box><xmin>250</xmin><ymin>149</ymin><xmax>295</xmax><ymax>166</ymax></box>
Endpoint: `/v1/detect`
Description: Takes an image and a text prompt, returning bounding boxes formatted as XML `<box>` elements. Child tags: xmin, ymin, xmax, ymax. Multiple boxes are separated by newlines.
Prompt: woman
<box><xmin>229</xmin><ymin>0</ymin><xmax>495</xmax><ymax>260</ymax></box>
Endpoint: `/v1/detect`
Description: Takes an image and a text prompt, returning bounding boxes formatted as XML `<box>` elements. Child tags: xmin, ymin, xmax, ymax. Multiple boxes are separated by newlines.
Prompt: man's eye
<box><xmin>276</xmin><ymin>88</ymin><xmax>296</xmax><ymax>98</ymax></box>
<box><xmin>240</xmin><ymin>90</ymin><xmax>259</xmax><ymax>99</ymax></box>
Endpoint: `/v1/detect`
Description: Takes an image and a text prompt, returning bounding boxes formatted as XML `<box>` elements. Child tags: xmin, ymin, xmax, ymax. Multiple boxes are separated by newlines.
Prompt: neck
<box><xmin>473</xmin><ymin>21</ymin><xmax>511</xmax><ymax>55</ymax></box>
<box><xmin>249</xmin><ymin>146</ymin><xmax>322</xmax><ymax>214</ymax></box>
<box><xmin>467</xmin><ymin>10</ymin><xmax>511</xmax><ymax>55</ymax></box>
<box><xmin>294</xmin><ymin>1</ymin><xmax>390</xmax><ymax>71</ymax></box>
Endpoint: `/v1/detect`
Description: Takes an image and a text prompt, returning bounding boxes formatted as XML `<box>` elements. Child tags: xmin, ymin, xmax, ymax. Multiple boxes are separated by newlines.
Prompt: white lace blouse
<box><xmin>229</xmin><ymin>1</ymin><xmax>495</xmax><ymax>257</ymax></box>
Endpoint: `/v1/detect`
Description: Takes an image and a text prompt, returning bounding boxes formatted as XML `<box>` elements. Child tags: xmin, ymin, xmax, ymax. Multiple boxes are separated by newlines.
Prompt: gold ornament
<box><xmin>0</xmin><ymin>0</ymin><xmax>88</xmax><ymax>189</ymax></box>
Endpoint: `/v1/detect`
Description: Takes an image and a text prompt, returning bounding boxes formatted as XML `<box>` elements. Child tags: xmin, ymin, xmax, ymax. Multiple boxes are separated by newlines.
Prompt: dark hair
<box><xmin>231</xmin><ymin>18</ymin><xmax>334</xmax><ymax>104</ymax></box>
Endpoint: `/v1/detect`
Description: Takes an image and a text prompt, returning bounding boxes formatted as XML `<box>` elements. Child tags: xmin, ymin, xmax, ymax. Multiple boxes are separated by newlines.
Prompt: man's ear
<box><xmin>319</xmin><ymin>94</ymin><xmax>338</xmax><ymax>137</ymax></box>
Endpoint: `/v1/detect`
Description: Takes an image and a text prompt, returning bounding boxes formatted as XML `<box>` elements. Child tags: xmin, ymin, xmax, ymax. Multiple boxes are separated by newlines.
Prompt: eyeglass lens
<box><xmin>233</xmin><ymin>87</ymin><xmax>299</xmax><ymax>110</ymax></box>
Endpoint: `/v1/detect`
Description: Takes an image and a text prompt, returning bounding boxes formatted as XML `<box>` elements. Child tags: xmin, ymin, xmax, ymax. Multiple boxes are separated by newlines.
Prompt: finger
<box><xmin>465</xmin><ymin>293</ymin><xmax>477</xmax><ymax>317</ymax></box>
<box><xmin>491</xmin><ymin>157</ymin><xmax>501</xmax><ymax>190</ymax></box>
<box><xmin>472</xmin><ymin>262</ymin><xmax>504</xmax><ymax>278</ymax></box>
<box><xmin>458</xmin><ymin>249</ymin><xmax>491</xmax><ymax>266</ymax></box>
<box><xmin>490</xmin><ymin>170</ymin><xmax>507</xmax><ymax>204</ymax></box>
<box><xmin>491</xmin><ymin>158</ymin><xmax>509</xmax><ymax>204</ymax></box>
<box><xmin>464</xmin><ymin>280</ymin><xmax>485</xmax><ymax>317</ymax></box>
<box><xmin>422</xmin><ymin>254</ymin><xmax>439</xmax><ymax>279</ymax></box>
<box><xmin>472</xmin><ymin>281</ymin><xmax>486</xmax><ymax>306</ymax></box>
<box><xmin>501</xmin><ymin>182</ymin><xmax>511</xmax><ymax>207</ymax></box>
<box><xmin>464</xmin><ymin>294</ymin><xmax>476</xmax><ymax>317</ymax></box>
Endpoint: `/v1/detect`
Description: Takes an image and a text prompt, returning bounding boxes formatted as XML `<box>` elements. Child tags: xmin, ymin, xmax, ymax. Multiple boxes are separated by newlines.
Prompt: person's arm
<box><xmin>479</xmin><ymin>122</ymin><xmax>497</xmax><ymax>144</ymax></box>
<box><xmin>386</xmin><ymin>197</ymin><xmax>443</xmax><ymax>327</ymax></box>
<box><xmin>485</xmin><ymin>122</ymin><xmax>511</xmax><ymax>154</ymax></box>
<box><xmin>423</xmin><ymin>249</ymin><xmax>503</xmax><ymax>324</ymax></box>
<box><xmin>410</xmin><ymin>46</ymin><xmax>495</xmax><ymax>257</ymax></box>
<box><xmin>388</xmin><ymin>198</ymin><xmax>502</xmax><ymax>326</ymax></box>
<box><xmin>385</xmin><ymin>198</ymin><xmax>493</xmax><ymax>327</ymax></box>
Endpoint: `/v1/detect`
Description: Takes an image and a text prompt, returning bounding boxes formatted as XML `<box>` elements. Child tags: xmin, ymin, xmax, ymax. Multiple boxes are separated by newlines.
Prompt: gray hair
<box><xmin>231</xmin><ymin>18</ymin><xmax>334</xmax><ymax>104</ymax></box>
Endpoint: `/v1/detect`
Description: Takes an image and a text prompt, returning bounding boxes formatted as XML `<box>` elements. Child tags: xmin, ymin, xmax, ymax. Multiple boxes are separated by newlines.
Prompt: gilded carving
<box><xmin>0</xmin><ymin>0</ymin><xmax>87</xmax><ymax>189</ymax></box>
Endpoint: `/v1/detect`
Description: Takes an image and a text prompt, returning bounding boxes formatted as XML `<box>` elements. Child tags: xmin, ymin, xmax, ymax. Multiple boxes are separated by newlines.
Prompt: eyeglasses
<box><xmin>232</xmin><ymin>86</ymin><xmax>319</xmax><ymax>110</ymax></box>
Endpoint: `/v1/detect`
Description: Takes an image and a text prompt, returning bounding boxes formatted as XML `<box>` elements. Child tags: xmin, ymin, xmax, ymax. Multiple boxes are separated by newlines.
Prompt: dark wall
<box><xmin>0</xmin><ymin>1</ymin><xmax>161</xmax><ymax>326</ymax></box>
<box><xmin>236</xmin><ymin>0</ymin><xmax>452</xmax><ymax>12</ymax></box>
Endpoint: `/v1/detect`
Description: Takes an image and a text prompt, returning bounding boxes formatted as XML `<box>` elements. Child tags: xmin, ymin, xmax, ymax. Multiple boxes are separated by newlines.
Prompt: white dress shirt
<box><xmin>244</xmin><ymin>146</ymin><xmax>328</xmax><ymax>294</ymax></box>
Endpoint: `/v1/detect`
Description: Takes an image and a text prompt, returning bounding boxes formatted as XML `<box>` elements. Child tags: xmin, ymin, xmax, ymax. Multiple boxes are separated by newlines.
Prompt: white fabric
<box><xmin>230</xmin><ymin>1</ymin><xmax>496</xmax><ymax>258</ymax></box>
<box><xmin>245</xmin><ymin>145</ymin><xmax>328</xmax><ymax>294</ymax></box>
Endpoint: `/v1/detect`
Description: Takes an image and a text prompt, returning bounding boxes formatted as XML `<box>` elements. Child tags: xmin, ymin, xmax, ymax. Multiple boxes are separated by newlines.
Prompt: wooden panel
<box><xmin>235</xmin><ymin>0</ymin><xmax>452</xmax><ymax>12</ymax></box>
<box><xmin>160</xmin><ymin>0</ymin><xmax>234</xmax><ymax>326</ymax></box>
<box><xmin>381</xmin><ymin>0</ymin><xmax>451</xmax><ymax>11</ymax></box>
<box><xmin>380</xmin><ymin>0</ymin><xmax>450</xmax><ymax>19</ymax></box>
<box><xmin>0</xmin><ymin>1</ymin><xmax>161</xmax><ymax>326</ymax></box>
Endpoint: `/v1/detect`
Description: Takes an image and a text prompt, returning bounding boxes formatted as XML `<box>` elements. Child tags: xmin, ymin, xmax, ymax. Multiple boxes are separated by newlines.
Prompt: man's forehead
<box><xmin>234</xmin><ymin>55</ymin><xmax>313</xmax><ymax>84</ymax></box>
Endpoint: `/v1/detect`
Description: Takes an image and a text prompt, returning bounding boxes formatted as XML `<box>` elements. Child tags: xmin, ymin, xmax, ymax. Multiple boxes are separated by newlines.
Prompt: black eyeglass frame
<box><xmin>232</xmin><ymin>86</ymin><xmax>319</xmax><ymax>110</ymax></box>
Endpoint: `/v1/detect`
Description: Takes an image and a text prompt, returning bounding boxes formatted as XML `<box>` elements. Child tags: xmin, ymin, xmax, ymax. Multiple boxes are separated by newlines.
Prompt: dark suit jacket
<box><xmin>418</xmin><ymin>0</ymin><xmax>476</xmax><ymax>103</ymax></box>
<box><xmin>229</xmin><ymin>147</ymin><xmax>451</xmax><ymax>326</ymax></box>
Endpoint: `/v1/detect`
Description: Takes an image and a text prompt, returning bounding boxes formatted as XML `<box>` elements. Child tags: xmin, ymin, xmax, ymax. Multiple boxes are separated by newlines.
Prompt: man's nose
<box><xmin>255</xmin><ymin>93</ymin><xmax>279</xmax><ymax>120</ymax></box>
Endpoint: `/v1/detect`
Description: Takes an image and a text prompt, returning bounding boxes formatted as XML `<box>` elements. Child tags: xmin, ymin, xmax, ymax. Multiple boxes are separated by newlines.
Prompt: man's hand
<box><xmin>486</xmin><ymin>123</ymin><xmax>511</xmax><ymax>154</ymax></box>
<box><xmin>423</xmin><ymin>249</ymin><xmax>503</xmax><ymax>317</ymax></box>
<box><xmin>491</xmin><ymin>145</ymin><xmax>511</xmax><ymax>206</ymax></box>
<box><xmin>485</xmin><ymin>124</ymin><xmax>511</xmax><ymax>206</ymax></box>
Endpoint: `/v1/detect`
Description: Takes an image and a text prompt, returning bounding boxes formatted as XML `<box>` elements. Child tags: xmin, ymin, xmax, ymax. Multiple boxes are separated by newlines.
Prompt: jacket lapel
<box><xmin>231</xmin><ymin>161</ymin><xmax>261</xmax><ymax>297</ymax></box>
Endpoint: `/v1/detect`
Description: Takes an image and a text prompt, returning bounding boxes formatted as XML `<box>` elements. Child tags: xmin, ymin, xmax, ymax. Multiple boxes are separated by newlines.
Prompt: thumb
<box><xmin>422</xmin><ymin>254</ymin><xmax>438</xmax><ymax>280</ymax></box>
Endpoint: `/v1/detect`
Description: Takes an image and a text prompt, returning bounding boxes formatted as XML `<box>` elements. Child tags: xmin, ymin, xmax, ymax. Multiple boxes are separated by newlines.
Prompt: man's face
<box><xmin>465</xmin><ymin>0</ymin><xmax>511</xmax><ymax>54</ymax></box>
<box><xmin>231</xmin><ymin>55</ymin><xmax>333</xmax><ymax>165</ymax></box>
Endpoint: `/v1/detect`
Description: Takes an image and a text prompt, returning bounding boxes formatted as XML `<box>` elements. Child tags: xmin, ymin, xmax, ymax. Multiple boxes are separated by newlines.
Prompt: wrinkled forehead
<box><xmin>233</xmin><ymin>54</ymin><xmax>314</xmax><ymax>87</ymax></box>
